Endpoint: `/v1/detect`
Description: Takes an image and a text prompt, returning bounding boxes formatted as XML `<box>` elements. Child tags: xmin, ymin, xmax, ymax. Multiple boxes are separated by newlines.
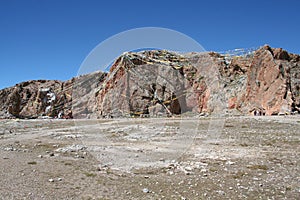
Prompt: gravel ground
<box><xmin>0</xmin><ymin>116</ymin><xmax>299</xmax><ymax>199</ymax></box>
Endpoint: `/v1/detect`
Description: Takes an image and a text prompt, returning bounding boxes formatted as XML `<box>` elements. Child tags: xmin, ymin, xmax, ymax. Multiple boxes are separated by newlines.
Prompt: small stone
<box><xmin>38</xmin><ymin>155</ymin><xmax>43</xmax><ymax>158</ymax></box>
<box><xmin>144</xmin><ymin>176</ymin><xmax>149</xmax><ymax>179</ymax></box>
<box><xmin>185</xmin><ymin>171</ymin><xmax>192</xmax><ymax>175</ymax></box>
<box><xmin>143</xmin><ymin>188</ymin><xmax>149</xmax><ymax>193</ymax></box>
<box><xmin>48</xmin><ymin>178</ymin><xmax>54</xmax><ymax>182</ymax></box>
<box><xmin>49</xmin><ymin>152</ymin><xmax>55</xmax><ymax>157</ymax></box>
<box><xmin>200</xmin><ymin>168</ymin><xmax>207</xmax><ymax>173</ymax></box>
<box><xmin>57</xmin><ymin>177</ymin><xmax>62</xmax><ymax>181</ymax></box>
<box><xmin>225</xmin><ymin>161</ymin><xmax>235</xmax><ymax>165</ymax></box>
<box><xmin>216</xmin><ymin>190</ymin><xmax>225</xmax><ymax>195</ymax></box>
<box><xmin>185</xmin><ymin>166</ymin><xmax>192</xmax><ymax>171</ymax></box>
<box><xmin>125</xmin><ymin>190</ymin><xmax>131</xmax><ymax>195</ymax></box>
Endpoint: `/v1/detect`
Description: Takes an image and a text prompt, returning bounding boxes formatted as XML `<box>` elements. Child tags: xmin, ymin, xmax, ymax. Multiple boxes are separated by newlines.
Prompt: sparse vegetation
<box><xmin>232</xmin><ymin>170</ymin><xmax>247</xmax><ymax>179</ymax></box>
<box><xmin>84</xmin><ymin>172</ymin><xmax>97</xmax><ymax>177</ymax></box>
<box><xmin>247</xmin><ymin>164</ymin><xmax>268</xmax><ymax>170</ymax></box>
<box><xmin>27</xmin><ymin>161</ymin><xmax>37</xmax><ymax>165</ymax></box>
<box><xmin>64</xmin><ymin>162</ymin><xmax>72</xmax><ymax>166</ymax></box>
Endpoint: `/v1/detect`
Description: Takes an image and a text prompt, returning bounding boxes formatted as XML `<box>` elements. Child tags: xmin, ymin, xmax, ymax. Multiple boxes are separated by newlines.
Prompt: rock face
<box><xmin>71</xmin><ymin>71</ymin><xmax>107</xmax><ymax>118</ymax></box>
<box><xmin>0</xmin><ymin>80</ymin><xmax>65</xmax><ymax>119</ymax></box>
<box><xmin>94</xmin><ymin>46</ymin><xmax>299</xmax><ymax>117</ymax></box>
<box><xmin>240</xmin><ymin>46</ymin><xmax>299</xmax><ymax>115</ymax></box>
<box><xmin>0</xmin><ymin>72</ymin><xmax>106</xmax><ymax>119</ymax></box>
<box><xmin>95</xmin><ymin>51</ymin><xmax>201</xmax><ymax>117</ymax></box>
<box><xmin>0</xmin><ymin>45</ymin><xmax>299</xmax><ymax>118</ymax></box>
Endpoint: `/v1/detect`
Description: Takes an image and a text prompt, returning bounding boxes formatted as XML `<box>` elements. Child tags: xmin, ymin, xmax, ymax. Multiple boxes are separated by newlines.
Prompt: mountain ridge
<box><xmin>1</xmin><ymin>45</ymin><xmax>299</xmax><ymax>119</ymax></box>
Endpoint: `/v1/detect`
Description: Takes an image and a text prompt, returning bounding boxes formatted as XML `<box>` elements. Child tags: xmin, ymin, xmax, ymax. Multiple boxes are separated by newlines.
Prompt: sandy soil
<box><xmin>0</xmin><ymin>116</ymin><xmax>299</xmax><ymax>199</ymax></box>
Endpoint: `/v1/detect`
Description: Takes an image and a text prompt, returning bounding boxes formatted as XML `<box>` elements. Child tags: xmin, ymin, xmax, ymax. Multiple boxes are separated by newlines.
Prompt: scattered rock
<box><xmin>225</xmin><ymin>160</ymin><xmax>235</xmax><ymax>165</ymax></box>
<box><xmin>142</xmin><ymin>188</ymin><xmax>149</xmax><ymax>193</ymax></box>
<box><xmin>216</xmin><ymin>190</ymin><xmax>225</xmax><ymax>195</ymax></box>
<box><xmin>48</xmin><ymin>179</ymin><xmax>54</xmax><ymax>182</ymax></box>
<box><xmin>55</xmin><ymin>144</ymin><xmax>87</xmax><ymax>153</ymax></box>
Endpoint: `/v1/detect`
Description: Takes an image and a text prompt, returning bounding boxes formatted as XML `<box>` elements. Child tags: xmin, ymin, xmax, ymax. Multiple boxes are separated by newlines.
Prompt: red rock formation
<box><xmin>238</xmin><ymin>45</ymin><xmax>298</xmax><ymax>115</ymax></box>
<box><xmin>0</xmin><ymin>46</ymin><xmax>299</xmax><ymax>118</ymax></box>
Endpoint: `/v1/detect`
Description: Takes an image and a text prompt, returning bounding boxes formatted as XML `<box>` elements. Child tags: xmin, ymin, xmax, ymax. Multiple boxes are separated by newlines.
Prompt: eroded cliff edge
<box><xmin>0</xmin><ymin>45</ymin><xmax>299</xmax><ymax>119</ymax></box>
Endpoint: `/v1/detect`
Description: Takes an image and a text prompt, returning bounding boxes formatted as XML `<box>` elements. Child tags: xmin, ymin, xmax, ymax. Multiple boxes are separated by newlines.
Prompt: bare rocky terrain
<box><xmin>0</xmin><ymin>116</ymin><xmax>299</xmax><ymax>199</ymax></box>
<box><xmin>0</xmin><ymin>45</ymin><xmax>299</xmax><ymax>199</ymax></box>
<box><xmin>1</xmin><ymin>46</ymin><xmax>299</xmax><ymax>120</ymax></box>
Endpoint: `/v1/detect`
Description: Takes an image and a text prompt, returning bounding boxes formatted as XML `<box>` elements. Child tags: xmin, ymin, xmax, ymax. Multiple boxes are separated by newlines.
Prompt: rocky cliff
<box><xmin>0</xmin><ymin>72</ymin><xmax>106</xmax><ymax>119</ymax></box>
<box><xmin>0</xmin><ymin>45</ymin><xmax>299</xmax><ymax>119</ymax></box>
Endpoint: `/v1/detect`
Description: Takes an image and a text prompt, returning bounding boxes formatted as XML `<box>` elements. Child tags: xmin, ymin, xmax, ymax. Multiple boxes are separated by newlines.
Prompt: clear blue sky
<box><xmin>0</xmin><ymin>0</ymin><xmax>299</xmax><ymax>89</ymax></box>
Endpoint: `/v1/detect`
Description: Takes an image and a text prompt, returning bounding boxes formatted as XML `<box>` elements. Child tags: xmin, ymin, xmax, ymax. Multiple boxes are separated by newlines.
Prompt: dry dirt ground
<box><xmin>0</xmin><ymin>116</ymin><xmax>299</xmax><ymax>199</ymax></box>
